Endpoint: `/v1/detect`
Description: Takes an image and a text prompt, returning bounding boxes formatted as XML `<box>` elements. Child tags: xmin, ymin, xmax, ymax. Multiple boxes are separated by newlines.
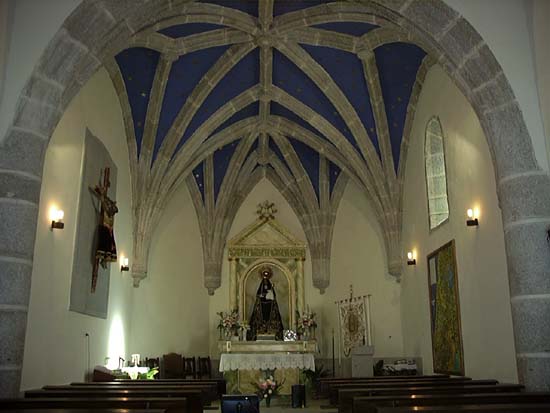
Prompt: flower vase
<box><xmin>224</xmin><ymin>329</ymin><xmax>232</xmax><ymax>341</ymax></box>
<box><xmin>265</xmin><ymin>395</ymin><xmax>271</xmax><ymax>407</ymax></box>
<box><xmin>303</xmin><ymin>327</ymin><xmax>310</xmax><ymax>341</ymax></box>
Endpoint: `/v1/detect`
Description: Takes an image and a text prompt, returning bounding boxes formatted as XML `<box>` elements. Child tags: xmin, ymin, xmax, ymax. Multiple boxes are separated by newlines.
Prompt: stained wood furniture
<box><xmin>351</xmin><ymin>392</ymin><xmax>550</xmax><ymax>413</ymax></box>
<box><xmin>163</xmin><ymin>353</ymin><xmax>184</xmax><ymax>379</ymax></box>
<box><xmin>373</xmin><ymin>405</ymin><xmax>550</xmax><ymax>412</ymax></box>
<box><xmin>50</xmin><ymin>382</ymin><xmax>217</xmax><ymax>403</ymax></box>
<box><xmin>0</xmin><ymin>398</ymin><xmax>186</xmax><ymax>413</ymax></box>
<box><xmin>330</xmin><ymin>379</ymin><xmax>498</xmax><ymax>405</ymax></box>
<box><xmin>25</xmin><ymin>389</ymin><xmax>201</xmax><ymax>413</ymax></box>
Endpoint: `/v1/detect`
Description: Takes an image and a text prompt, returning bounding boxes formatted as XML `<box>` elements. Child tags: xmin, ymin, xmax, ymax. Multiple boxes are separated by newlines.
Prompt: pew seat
<box><xmin>0</xmin><ymin>397</ymin><xmax>186</xmax><ymax>413</ymax></box>
<box><xmin>351</xmin><ymin>392</ymin><xmax>550</xmax><ymax>413</ymax></box>
<box><xmin>373</xmin><ymin>404</ymin><xmax>550</xmax><ymax>412</ymax></box>
<box><xmin>330</xmin><ymin>379</ymin><xmax>496</xmax><ymax>404</ymax></box>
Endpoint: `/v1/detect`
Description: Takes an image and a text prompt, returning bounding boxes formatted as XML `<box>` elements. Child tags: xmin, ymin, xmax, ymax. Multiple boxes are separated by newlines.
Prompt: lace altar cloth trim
<box><xmin>219</xmin><ymin>353</ymin><xmax>315</xmax><ymax>372</ymax></box>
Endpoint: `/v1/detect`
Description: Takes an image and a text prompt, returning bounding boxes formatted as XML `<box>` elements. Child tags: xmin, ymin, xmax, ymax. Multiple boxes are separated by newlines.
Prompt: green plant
<box><xmin>301</xmin><ymin>364</ymin><xmax>331</xmax><ymax>399</ymax></box>
<box><xmin>137</xmin><ymin>367</ymin><xmax>159</xmax><ymax>380</ymax></box>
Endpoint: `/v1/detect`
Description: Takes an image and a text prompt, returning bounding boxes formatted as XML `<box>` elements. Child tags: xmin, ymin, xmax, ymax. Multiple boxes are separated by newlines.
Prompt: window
<box><xmin>425</xmin><ymin>117</ymin><xmax>449</xmax><ymax>229</ymax></box>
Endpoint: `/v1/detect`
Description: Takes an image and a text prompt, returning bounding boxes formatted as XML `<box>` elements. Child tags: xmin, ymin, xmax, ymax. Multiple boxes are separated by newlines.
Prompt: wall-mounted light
<box><xmin>407</xmin><ymin>251</ymin><xmax>416</xmax><ymax>266</ymax></box>
<box><xmin>120</xmin><ymin>256</ymin><xmax>129</xmax><ymax>272</ymax></box>
<box><xmin>50</xmin><ymin>208</ymin><xmax>65</xmax><ymax>230</ymax></box>
<box><xmin>466</xmin><ymin>207</ymin><xmax>479</xmax><ymax>227</ymax></box>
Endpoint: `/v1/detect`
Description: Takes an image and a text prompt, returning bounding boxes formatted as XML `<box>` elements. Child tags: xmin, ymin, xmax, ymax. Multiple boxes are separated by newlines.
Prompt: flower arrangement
<box><xmin>217</xmin><ymin>309</ymin><xmax>240</xmax><ymax>337</ymax></box>
<box><xmin>299</xmin><ymin>311</ymin><xmax>317</xmax><ymax>329</ymax></box>
<box><xmin>296</xmin><ymin>309</ymin><xmax>317</xmax><ymax>338</ymax></box>
<box><xmin>253</xmin><ymin>375</ymin><xmax>284</xmax><ymax>406</ymax></box>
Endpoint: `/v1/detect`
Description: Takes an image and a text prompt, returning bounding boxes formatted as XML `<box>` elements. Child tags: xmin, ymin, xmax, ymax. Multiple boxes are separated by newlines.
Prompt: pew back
<box><xmin>351</xmin><ymin>393</ymin><xmax>550</xmax><ymax>413</ymax></box>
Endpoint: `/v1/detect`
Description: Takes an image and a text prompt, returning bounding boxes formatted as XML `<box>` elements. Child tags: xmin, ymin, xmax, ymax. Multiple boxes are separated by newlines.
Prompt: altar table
<box><xmin>218</xmin><ymin>340</ymin><xmax>316</xmax><ymax>394</ymax></box>
<box><xmin>219</xmin><ymin>353</ymin><xmax>315</xmax><ymax>372</ymax></box>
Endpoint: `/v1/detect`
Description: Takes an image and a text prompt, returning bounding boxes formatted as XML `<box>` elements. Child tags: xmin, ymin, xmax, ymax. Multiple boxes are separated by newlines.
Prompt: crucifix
<box><xmin>90</xmin><ymin>167</ymin><xmax>118</xmax><ymax>293</ymax></box>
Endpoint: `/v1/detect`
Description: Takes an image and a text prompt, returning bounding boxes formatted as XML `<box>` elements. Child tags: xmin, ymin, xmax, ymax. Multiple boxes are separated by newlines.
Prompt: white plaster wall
<box><xmin>320</xmin><ymin>181</ymin><xmax>404</xmax><ymax>360</ymax></box>
<box><xmin>531</xmin><ymin>0</ymin><xmax>550</xmax><ymax>170</ymax></box>
<box><xmin>0</xmin><ymin>0</ymin><xmax>14</xmax><ymax>109</ymax></box>
<box><xmin>20</xmin><ymin>67</ymin><xmax>134</xmax><ymax>389</ymax></box>
<box><xmin>208</xmin><ymin>178</ymin><xmax>404</xmax><ymax>363</ymax></box>
<box><xmin>400</xmin><ymin>64</ymin><xmax>517</xmax><ymax>382</ymax></box>
<box><xmin>128</xmin><ymin>183</ymin><xmax>210</xmax><ymax>357</ymax></box>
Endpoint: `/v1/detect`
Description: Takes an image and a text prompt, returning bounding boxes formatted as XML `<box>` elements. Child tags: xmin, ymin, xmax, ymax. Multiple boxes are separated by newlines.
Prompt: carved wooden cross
<box><xmin>91</xmin><ymin>167</ymin><xmax>114</xmax><ymax>293</ymax></box>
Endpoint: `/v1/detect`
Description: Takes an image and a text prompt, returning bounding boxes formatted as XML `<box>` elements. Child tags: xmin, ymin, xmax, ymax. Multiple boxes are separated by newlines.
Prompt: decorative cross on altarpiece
<box><xmin>90</xmin><ymin>167</ymin><xmax>118</xmax><ymax>293</ymax></box>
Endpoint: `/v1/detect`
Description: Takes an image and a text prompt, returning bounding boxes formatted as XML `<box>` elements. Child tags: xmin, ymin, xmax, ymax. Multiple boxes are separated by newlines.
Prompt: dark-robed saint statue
<box><xmin>247</xmin><ymin>266</ymin><xmax>284</xmax><ymax>341</ymax></box>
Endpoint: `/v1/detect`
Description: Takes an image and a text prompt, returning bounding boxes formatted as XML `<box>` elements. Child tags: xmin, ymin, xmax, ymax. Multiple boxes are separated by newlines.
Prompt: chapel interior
<box><xmin>1</xmin><ymin>0</ymin><xmax>550</xmax><ymax>411</ymax></box>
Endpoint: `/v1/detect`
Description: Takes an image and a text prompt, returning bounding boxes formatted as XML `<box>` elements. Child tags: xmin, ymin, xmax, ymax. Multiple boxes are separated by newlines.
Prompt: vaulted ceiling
<box><xmin>105</xmin><ymin>0</ymin><xmax>434</xmax><ymax>293</ymax></box>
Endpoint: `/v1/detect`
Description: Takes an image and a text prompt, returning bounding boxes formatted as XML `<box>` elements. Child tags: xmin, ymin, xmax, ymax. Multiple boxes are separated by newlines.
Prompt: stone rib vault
<box><xmin>105</xmin><ymin>0</ymin><xmax>434</xmax><ymax>293</ymax></box>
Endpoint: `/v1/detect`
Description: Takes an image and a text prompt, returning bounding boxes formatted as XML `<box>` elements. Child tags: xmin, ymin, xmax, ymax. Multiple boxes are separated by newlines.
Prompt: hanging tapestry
<box><xmin>427</xmin><ymin>240</ymin><xmax>464</xmax><ymax>375</ymax></box>
<box><xmin>338</xmin><ymin>299</ymin><xmax>367</xmax><ymax>357</ymax></box>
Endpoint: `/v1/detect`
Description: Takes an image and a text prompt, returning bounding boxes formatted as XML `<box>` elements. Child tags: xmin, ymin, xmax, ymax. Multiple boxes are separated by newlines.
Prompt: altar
<box><xmin>218</xmin><ymin>340</ymin><xmax>316</xmax><ymax>394</ymax></box>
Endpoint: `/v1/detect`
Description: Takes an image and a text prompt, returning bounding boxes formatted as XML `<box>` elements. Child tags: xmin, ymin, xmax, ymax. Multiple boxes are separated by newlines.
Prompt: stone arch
<box><xmin>1</xmin><ymin>0</ymin><xmax>549</xmax><ymax>394</ymax></box>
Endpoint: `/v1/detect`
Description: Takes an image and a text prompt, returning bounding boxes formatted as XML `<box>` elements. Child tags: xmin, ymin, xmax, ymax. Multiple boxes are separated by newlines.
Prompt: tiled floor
<box><xmin>207</xmin><ymin>398</ymin><xmax>336</xmax><ymax>413</ymax></box>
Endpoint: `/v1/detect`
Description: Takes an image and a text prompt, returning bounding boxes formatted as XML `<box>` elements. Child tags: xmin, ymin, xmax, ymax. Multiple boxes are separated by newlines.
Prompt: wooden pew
<box><xmin>0</xmin><ymin>397</ymin><xmax>186</xmax><ymax>413</ymax></box>
<box><xmin>373</xmin><ymin>404</ymin><xmax>550</xmax><ymax>412</ymax></box>
<box><xmin>86</xmin><ymin>378</ymin><xmax>227</xmax><ymax>397</ymax></box>
<box><xmin>330</xmin><ymin>379</ymin><xmax>498</xmax><ymax>405</ymax></box>
<box><xmin>333</xmin><ymin>384</ymin><xmax>524</xmax><ymax>408</ymax></box>
<box><xmin>0</xmin><ymin>410</ymin><xmax>165</xmax><ymax>413</ymax></box>
<box><xmin>42</xmin><ymin>383</ymin><xmax>218</xmax><ymax>405</ymax></box>
<box><xmin>351</xmin><ymin>392</ymin><xmax>550</xmax><ymax>413</ymax></box>
<box><xmin>319</xmin><ymin>375</ymin><xmax>452</xmax><ymax>397</ymax></box>
<box><xmin>25</xmin><ymin>388</ymin><xmax>202</xmax><ymax>413</ymax></box>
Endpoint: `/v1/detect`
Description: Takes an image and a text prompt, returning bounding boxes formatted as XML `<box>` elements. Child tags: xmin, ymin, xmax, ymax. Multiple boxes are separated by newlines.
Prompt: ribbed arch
<box><xmin>104</xmin><ymin>0</ymin><xmax>435</xmax><ymax>290</ymax></box>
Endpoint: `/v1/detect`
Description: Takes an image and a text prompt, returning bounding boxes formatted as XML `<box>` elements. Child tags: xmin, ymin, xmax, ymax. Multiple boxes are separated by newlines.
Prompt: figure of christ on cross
<box><xmin>90</xmin><ymin>167</ymin><xmax>118</xmax><ymax>293</ymax></box>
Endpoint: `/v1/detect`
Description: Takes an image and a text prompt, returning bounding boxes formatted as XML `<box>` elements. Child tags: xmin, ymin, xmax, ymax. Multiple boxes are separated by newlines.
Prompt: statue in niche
<box><xmin>247</xmin><ymin>266</ymin><xmax>284</xmax><ymax>341</ymax></box>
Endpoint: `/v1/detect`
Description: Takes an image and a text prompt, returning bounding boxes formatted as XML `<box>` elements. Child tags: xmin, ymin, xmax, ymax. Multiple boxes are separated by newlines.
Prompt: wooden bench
<box><xmin>0</xmin><ymin>410</ymin><xmax>166</xmax><ymax>413</ymax></box>
<box><xmin>0</xmin><ymin>397</ymin><xmax>186</xmax><ymax>413</ymax></box>
<box><xmin>88</xmin><ymin>378</ymin><xmax>226</xmax><ymax>397</ymax></box>
<box><xmin>319</xmin><ymin>375</ymin><xmax>452</xmax><ymax>396</ymax></box>
<box><xmin>26</xmin><ymin>388</ymin><xmax>202</xmax><ymax>413</ymax></box>
<box><xmin>47</xmin><ymin>383</ymin><xmax>217</xmax><ymax>403</ymax></box>
<box><xmin>373</xmin><ymin>404</ymin><xmax>550</xmax><ymax>412</ymax></box>
<box><xmin>332</xmin><ymin>384</ymin><xmax>524</xmax><ymax>407</ymax></box>
<box><xmin>330</xmin><ymin>380</ymin><xmax>498</xmax><ymax>405</ymax></box>
<box><xmin>351</xmin><ymin>392</ymin><xmax>550</xmax><ymax>413</ymax></box>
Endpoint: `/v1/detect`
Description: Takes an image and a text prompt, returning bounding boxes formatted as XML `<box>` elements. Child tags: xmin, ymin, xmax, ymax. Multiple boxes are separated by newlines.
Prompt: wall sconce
<box><xmin>407</xmin><ymin>251</ymin><xmax>416</xmax><ymax>266</ymax></box>
<box><xmin>120</xmin><ymin>257</ymin><xmax>129</xmax><ymax>272</ymax></box>
<box><xmin>466</xmin><ymin>208</ymin><xmax>479</xmax><ymax>227</ymax></box>
<box><xmin>50</xmin><ymin>208</ymin><xmax>65</xmax><ymax>230</ymax></box>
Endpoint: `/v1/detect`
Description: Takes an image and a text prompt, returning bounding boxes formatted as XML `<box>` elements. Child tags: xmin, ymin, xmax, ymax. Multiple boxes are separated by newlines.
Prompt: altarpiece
<box><xmin>219</xmin><ymin>201</ymin><xmax>315</xmax><ymax>394</ymax></box>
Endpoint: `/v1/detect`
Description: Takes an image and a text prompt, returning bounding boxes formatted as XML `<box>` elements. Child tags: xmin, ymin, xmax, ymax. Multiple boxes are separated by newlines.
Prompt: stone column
<box><xmin>498</xmin><ymin>172</ymin><xmax>550</xmax><ymax>391</ymax></box>
<box><xmin>296</xmin><ymin>258</ymin><xmax>305</xmax><ymax>317</ymax></box>
<box><xmin>0</xmin><ymin>129</ymin><xmax>46</xmax><ymax>396</ymax></box>
<box><xmin>229</xmin><ymin>258</ymin><xmax>238</xmax><ymax>312</ymax></box>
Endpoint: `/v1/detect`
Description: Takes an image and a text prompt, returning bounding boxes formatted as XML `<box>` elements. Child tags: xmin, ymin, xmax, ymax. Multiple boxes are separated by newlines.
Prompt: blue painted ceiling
<box><xmin>116</xmin><ymin>0</ymin><xmax>427</xmax><ymax>203</ymax></box>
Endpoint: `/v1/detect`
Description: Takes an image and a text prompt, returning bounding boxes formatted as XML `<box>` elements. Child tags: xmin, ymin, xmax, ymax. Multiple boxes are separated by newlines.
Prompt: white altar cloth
<box><xmin>219</xmin><ymin>353</ymin><xmax>315</xmax><ymax>372</ymax></box>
